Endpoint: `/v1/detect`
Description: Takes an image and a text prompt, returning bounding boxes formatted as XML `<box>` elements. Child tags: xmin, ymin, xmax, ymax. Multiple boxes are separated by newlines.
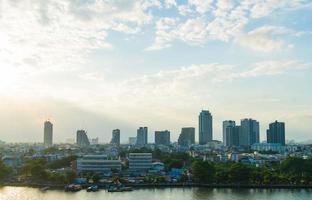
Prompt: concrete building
<box><xmin>77</xmin><ymin>155</ymin><xmax>121</xmax><ymax>174</ymax></box>
<box><xmin>111</xmin><ymin>129</ymin><xmax>120</xmax><ymax>146</ymax></box>
<box><xmin>44</xmin><ymin>121</ymin><xmax>53</xmax><ymax>146</ymax></box>
<box><xmin>199</xmin><ymin>110</ymin><xmax>213</xmax><ymax>145</ymax></box>
<box><xmin>267</xmin><ymin>121</ymin><xmax>285</xmax><ymax>146</ymax></box>
<box><xmin>178</xmin><ymin>127</ymin><xmax>195</xmax><ymax>146</ymax></box>
<box><xmin>128</xmin><ymin>153</ymin><xmax>152</xmax><ymax>172</ymax></box>
<box><xmin>251</xmin><ymin>143</ymin><xmax>284</xmax><ymax>153</ymax></box>
<box><xmin>155</xmin><ymin>130</ymin><xmax>170</xmax><ymax>146</ymax></box>
<box><xmin>76</xmin><ymin>130</ymin><xmax>90</xmax><ymax>147</ymax></box>
<box><xmin>136</xmin><ymin>127</ymin><xmax>148</xmax><ymax>146</ymax></box>
<box><xmin>129</xmin><ymin>137</ymin><xmax>137</xmax><ymax>145</ymax></box>
<box><xmin>223</xmin><ymin>120</ymin><xmax>236</xmax><ymax>146</ymax></box>
<box><xmin>240</xmin><ymin>119</ymin><xmax>259</xmax><ymax>146</ymax></box>
<box><xmin>225</xmin><ymin>126</ymin><xmax>241</xmax><ymax>147</ymax></box>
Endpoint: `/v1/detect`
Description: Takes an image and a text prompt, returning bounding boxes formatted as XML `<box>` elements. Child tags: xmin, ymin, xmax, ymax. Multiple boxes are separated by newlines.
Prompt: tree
<box><xmin>228</xmin><ymin>163</ymin><xmax>252</xmax><ymax>184</ymax></box>
<box><xmin>191</xmin><ymin>160</ymin><xmax>215</xmax><ymax>183</ymax></box>
<box><xmin>0</xmin><ymin>160</ymin><xmax>12</xmax><ymax>181</ymax></box>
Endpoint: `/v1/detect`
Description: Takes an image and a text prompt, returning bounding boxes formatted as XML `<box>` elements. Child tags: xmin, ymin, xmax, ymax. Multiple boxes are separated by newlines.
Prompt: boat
<box><xmin>65</xmin><ymin>184</ymin><xmax>82</xmax><ymax>192</ymax></box>
<box><xmin>40</xmin><ymin>186</ymin><xmax>50</xmax><ymax>192</ymax></box>
<box><xmin>107</xmin><ymin>185</ymin><xmax>133</xmax><ymax>192</ymax></box>
<box><xmin>87</xmin><ymin>185</ymin><xmax>99</xmax><ymax>192</ymax></box>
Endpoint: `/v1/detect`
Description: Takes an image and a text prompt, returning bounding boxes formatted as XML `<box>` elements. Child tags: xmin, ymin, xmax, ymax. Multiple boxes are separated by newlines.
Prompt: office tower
<box><xmin>155</xmin><ymin>130</ymin><xmax>170</xmax><ymax>146</ymax></box>
<box><xmin>136</xmin><ymin>127</ymin><xmax>148</xmax><ymax>146</ymax></box>
<box><xmin>199</xmin><ymin>110</ymin><xmax>213</xmax><ymax>145</ymax></box>
<box><xmin>223</xmin><ymin>120</ymin><xmax>236</xmax><ymax>146</ymax></box>
<box><xmin>178</xmin><ymin>127</ymin><xmax>195</xmax><ymax>146</ymax></box>
<box><xmin>76</xmin><ymin>130</ymin><xmax>90</xmax><ymax>147</ymax></box>
<box><xmin>44</xmin><ymin>121</ymin><xmax>53</xmax><ymax>146</ymax></box>
<box><xmin>267</xmin><ymin>121</ymin><xmax>285</xmax><ymax>146</ymax></box>
<box><xmin>111</xmin><ymin>129</ymin><xmax>120</xmax><ymax>146</ymax></box>
<box><xmin>240</xmin><ymin>119</ymin><xmax>260</xmax><ymax>146</ymax></box>
<box><xmin>225</xmin><ymin>126</ymin><xmax>241</xmax><ymax>147</ymax></box>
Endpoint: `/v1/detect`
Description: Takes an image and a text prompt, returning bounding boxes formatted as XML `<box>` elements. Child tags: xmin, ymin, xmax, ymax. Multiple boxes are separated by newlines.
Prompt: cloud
<box><xmin>147</xmin><ymin>0</ymin><xmax>310</xmax><ymax>51</ymax></box>
<box><xmin>236</xmin><ymin>26</ymin><xmax>291</xmax><ymax>53</ymax></box>
<box><xmin>239</xmin><ymin>60</ymin><xmax>312</xmax><ymax>77</ymax></box>
<box><xmin>78</xmin><ymin>72</ymin><xmax>105</xmax><ymax>81</ymax></box>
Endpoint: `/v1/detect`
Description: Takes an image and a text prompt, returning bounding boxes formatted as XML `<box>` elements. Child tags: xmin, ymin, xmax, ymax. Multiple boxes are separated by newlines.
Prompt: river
<box><xmin>0</xmin><ymin>187</ymin><xmax>311</xmax><ymax>200</ymax></box>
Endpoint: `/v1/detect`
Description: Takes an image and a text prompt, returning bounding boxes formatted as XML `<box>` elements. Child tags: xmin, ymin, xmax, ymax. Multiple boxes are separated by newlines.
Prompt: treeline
<box><xmin>191</xmin><ymin>157</ymin><xmax>312</xmax><ymax>185</ymax></box>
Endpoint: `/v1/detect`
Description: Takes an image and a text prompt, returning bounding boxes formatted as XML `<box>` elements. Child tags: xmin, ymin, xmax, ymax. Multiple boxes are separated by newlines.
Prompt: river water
<box><xmin>0</xmin><ymin>187</ymin><xmax>311</xmax><ymax>200</ymax></box>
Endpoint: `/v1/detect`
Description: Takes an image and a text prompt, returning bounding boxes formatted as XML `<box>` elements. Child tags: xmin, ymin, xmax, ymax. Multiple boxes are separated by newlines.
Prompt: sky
<box><xmin>0</xmin><ymin>0</ymin><xmax>312</xmax><ymax>144</ymax></box>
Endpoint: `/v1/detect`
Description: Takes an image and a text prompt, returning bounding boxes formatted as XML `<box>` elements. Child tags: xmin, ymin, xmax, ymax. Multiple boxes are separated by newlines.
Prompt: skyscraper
<box><xmin>155</xmin><ymin>130</ymin><xmax>170</xmax><ymax>146</ymax></box>
<box><xmin>76</xmin><ymin>130</ymin><xmax>90</xmax><ymax>147</ymax></box>
<box><xmin>199</xmin><ymin>110</ymin><xmax>213</xmax><ymax>145</ymax></box>
<box><xmin>44</xmin><ymin>121</ymin><xmax>53</xmax><ymax>146</ymax></box>
<box><xmin>136</xmin><ymin>127</ymin><xmax>148</xmax><ymax>146</ymax></box>
<box><xmin>267</xmin><ymin>121</ymin><xmax>285</xmax><ymax>146</ymax></box>
<box><xmin>178</xmin><ymin>127</ymin><xmax>195</xmax><ymax>146</ymax></box>
<box><xmin>240</xmin><ymin>119</ymin><xmax>259</xmax><ymax>146</ymax></box>
<box><xmin>223</xmin><ymin>120</ymin><xmax>236</xmax><ymax>146</ymax></box>
<box><xmin>225</xmin><ymin>125</ymin><xmax>241</xmax><ymax>147</ymax></box>
<box><xmin>111</xmin><ymin>129</ymin><xmax>120</xmax><ymax>146</ymax></box>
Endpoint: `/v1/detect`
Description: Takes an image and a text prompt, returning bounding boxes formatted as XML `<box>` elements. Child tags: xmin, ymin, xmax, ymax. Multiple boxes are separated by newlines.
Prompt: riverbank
<box><xmin>2</xmin><ymin>182</ymin><xmax>312</xmax><ymax>190</ymax></box>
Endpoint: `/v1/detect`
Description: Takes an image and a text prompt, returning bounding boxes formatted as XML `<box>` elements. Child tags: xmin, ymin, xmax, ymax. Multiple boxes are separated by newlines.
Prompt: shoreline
<box><xmin>2</xmin><ymin>183</ymin><xmax>312</xmax><ymax>190</ymax></box>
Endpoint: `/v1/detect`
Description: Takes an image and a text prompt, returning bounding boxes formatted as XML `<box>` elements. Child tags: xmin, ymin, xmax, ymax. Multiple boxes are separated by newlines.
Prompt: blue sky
<box><xmin>0</xmin><ymin>0</ymin><xmax>311</xmax><ymax>143</ymax></box>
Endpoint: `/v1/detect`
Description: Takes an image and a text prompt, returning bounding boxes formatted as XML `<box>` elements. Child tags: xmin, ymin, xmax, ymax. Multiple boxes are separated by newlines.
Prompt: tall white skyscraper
<box><xmin>136</xmin><ymin>127</ymin><xmax>148</xmax><ymax>146</ymax></box>
<box><xmin>199</xmin><ymin>110</ymin><xmax>213</xmax><ymax>145</ymax></box>
<box><xmin>223</xmin><ymin>120</ymin><xmax>236</xmax><ymax>146</ymax></box>
<box><xmin>44</xmin><ymin>121</ymin><xmax>53</xmax><ymax>146</ymax></box>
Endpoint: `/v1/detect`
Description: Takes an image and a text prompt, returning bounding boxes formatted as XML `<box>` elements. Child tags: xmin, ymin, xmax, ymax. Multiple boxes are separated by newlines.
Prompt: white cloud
<box><xmin>239</xmin><ymin>60</ymin><xmax>312</xmax><ymax>77</ymax></box>
<box><xmin>236</xmin><ymin>26</ymin><xmax>291</xmax><ymax>53</ymax></box>
<box><xmin>78</xmin><ymin>72</ymin><xmax>105</xmax><ymax>81</ymax></box>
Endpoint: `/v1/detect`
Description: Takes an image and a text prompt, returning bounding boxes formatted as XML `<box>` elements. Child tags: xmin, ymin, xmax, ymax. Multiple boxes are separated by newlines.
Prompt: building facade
<box><xmin>128</xmin><ymin>153</ymin><xmax>152</xmax><ymax>172</ymax></box>
<box><xmin>178</xmin><ymin>127</ymin><xmax>195</xmax><ymax>146</ymax></box>
<box><xmin>226</xmin><ymin>125</ymin><xmax>241</xmax><ymax>147</ymax></box>
<box><xmin>76</xmin><ymin>130</ymin><xmax>90</xmax><ymax>147</ymax></box>
<box><xmin>155</xmin><ymin>130</ymin><xmax>170</xmax><ymax>146</ymax></box>
<box><xmin>44</xmin><ymin>121</ymin><xmax>53</xmax><ymax>146</ymax></box>
<box><xmin>111</xmin><ymin>129</ymin><xmax>121</xmax><ymax>146</ymax></box>
<box><xmin>239</xmin><ymin>119</ymin><xmax>259</xmax><ymax>146</ymax></box>
<box><xmin>267</xmin><ymin>121</ymin><xmax>285</xmax><ymax>146</ymax></box>
<box><xmin>199</xmin><ymin>110</ymin><xmax>213</xmax><ymax>145</ymax></box>
<box><xmin>223</xmin><ymin>120</ymin><xmax>236</xmax><ymax>146</ymax></box>
<box><xmin>136</xmin><ymin>127</ymin><xmax>148</xmax><ymax>146</ymax></box>
<box><xmin>77</xmin><ymin>155</ymin><xmax>121</xmax><ymax>174</ymax></box>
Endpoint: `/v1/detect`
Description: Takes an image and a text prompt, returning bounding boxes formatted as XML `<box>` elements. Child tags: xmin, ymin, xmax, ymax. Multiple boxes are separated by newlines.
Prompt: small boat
<box><xmin>40</xmin><ymin>186</ymin><xmax>50</xmax><ymax>192</ymax></box>
<box><xmin>107</xmin><ymin>185</ymin><xmax>133</xmax><ymax>192</ymax></box>
<box><xmin>87</xmin><ymin>185</ymin><xmax>99</xmax><ymax>192</ymax></box>
<box><xmin>65</xmin><ymin>184</ymin><xmax>82</xmax><ymax>192</ymax></box>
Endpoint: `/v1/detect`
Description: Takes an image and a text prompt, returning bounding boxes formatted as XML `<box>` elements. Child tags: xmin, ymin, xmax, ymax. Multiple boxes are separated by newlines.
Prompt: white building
<box><xmin>128</xmin><ymin>153</ymin><xmax>152</xmax><ymax>172</ymax></box>
<box><xmin>77</xmin><ymin>155</ymin><xmax>121</xmax><ymax>174</ymax></box>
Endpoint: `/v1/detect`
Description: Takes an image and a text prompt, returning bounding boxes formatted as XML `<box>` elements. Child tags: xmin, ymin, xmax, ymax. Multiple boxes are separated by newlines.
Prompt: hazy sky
<box><xmin>0</xmin><ymin>0</ymin><xmax>311</xmax><ymax>143</ymax></box>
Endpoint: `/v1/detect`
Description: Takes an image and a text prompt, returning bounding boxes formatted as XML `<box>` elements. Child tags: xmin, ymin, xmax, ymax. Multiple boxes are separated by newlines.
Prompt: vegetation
<box><xmin>0</xmin><ymin>160</ymin><xmax>12</xmax><ymax>182</ymax></box>
<box><xmin>191</xmin><ymin>157</ymin><xmax>312</xmax><ymax>185</ymax></box>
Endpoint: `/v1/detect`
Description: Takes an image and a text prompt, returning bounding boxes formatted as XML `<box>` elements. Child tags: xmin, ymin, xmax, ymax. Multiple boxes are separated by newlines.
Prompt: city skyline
<box><xmin>0</xmin><ymin>0</ymin><xmax>312</xmax><ymax>143</ymax></box>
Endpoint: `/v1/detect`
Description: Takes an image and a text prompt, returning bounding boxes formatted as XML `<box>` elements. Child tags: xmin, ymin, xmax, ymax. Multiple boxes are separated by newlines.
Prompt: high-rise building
<box><xmin>199</xmin><ymin>110</ymin><xmax>213</xmax><ymax>145</ymax></box>
<box><xmin>267</xmin><ymin>121</ymin><xmax>285</xmax><ymax>146</ymax></box>
<box><xmin>136</xmin><ymin>127</ymin><xmax>148</xmax><ymax>146</ymax></box>
<box><xmin>155</xmin><ymin>130</ymin><xmax>170</xmax><ymax>146</ymax></box>
<box><xmin>225</xmin><ymin>126</ymin><xmax>241</xmax><ymax>147</ymax></box>
<box><xmin>44</xmin><ymin>121</ymin><xmax>53</xmax><ymax>146</ymax></box>
<box><xmin>240</xmin><ymin>119</ymin><xmax>259</xmax><ymax>146</ymax></box>
<box><xmin>223</xmin><ymin>120</ymin><xmax>236</xmax><ymax>146</ymax></box>
<box><xmin>111</xmin><ymin>129</ymin><xmax>120</xmax><ymax>146</ymax></box>
<box><xmin>178</xmin><ymin>127</ymin><xmax>195</xmax><ymax>146</ymax></box>
<box><xmin>76</xmin><ymin>130</ymin><xmax>90</xmax><ymax>147</ymax></box>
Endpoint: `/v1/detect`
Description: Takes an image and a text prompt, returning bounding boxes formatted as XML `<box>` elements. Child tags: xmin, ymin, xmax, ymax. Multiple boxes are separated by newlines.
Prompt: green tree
<box><xmin>191</xmin><ymin>160</ymin><xmax>215</xmax><ymax>183</ymax></box>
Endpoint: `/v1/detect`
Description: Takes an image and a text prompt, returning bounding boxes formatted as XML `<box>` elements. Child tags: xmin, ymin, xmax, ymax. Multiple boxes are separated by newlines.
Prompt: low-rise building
<box><xmin>77</xmin><ymin>155</ymin><xmax>121</xmax><ymax>174</ymax></box>
<box><xmin>128</xmin><ymin>153</ymin><xmax>152</xmax><ymax>172</ymax></box>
